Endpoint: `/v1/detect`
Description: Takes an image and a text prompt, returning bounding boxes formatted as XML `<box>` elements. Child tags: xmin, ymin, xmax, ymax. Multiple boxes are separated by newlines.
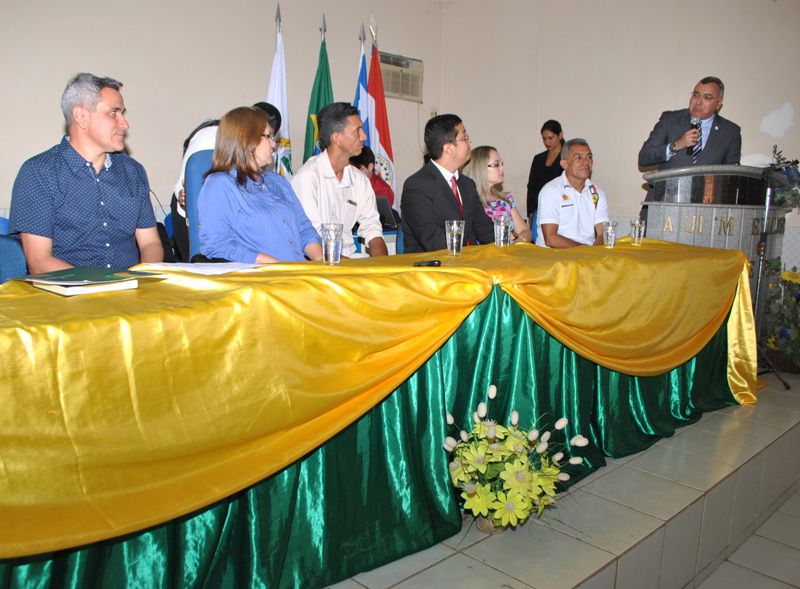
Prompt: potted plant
<box><xmin>765</xmin><ymin>262</ymin><xmax>800</xmax><ymax>372</ymax></box>
<box><xmin>771</xmin><ymin>145</ymin><xmax>799</xmax><ymax>210</ymax></box>
<box><xmin>443</xmin><ymin>384</ymin><xmax>588</xmax><ymax>532</ymax></box>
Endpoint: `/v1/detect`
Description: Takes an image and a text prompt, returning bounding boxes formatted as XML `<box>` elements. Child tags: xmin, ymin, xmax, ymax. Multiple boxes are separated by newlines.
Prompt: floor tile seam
<box><xmin>579</xmin><ymin>485</ymin><xmax>688</xmax><ymax>522</ymax></box>
<box><xmin>606</xmin><ymin>523</ymin><xmax>666</xmax><ymax>566</ymax></box>
<box><xmin>623</xmin><ymin>456</ymin><xmax>734</xmax><ymax>492</ymax></box>
<box><xmin>453</xmin><ymin>551</ymin><xmax>539</xmax><ymax>589</ymax></box>
<box><xmin>752</xmin><ymin>527</ymin><xmax>800</xmax><ymax>552</ymax></box>
<box><xmin>692</xmin><ymin>418</ymin><xmax>787</xmax><ymax>439</ymax></box>
<box><xmin>382</xmin><ymin>552</ymin><xmax>480</xmax><ymax>589</ymax></box>
<box><xmin>686</xmin><ymin>411</ymin><xmax>793</xmax><ymax>437</ymax></box>
<box><xmin>636</xmin><ymin>442</ymin><xmax>740</xmax><ymax>468</ymax></box>
<box><xmin>545</xmin><ymin>485</ymin><xmax>668</xmax><ymax>525</ymax></box>
<box><xmin>738</xmin><ymin>484</ymin><xmax>800</xmax><ymax>545</ymax></box>
<box><xmin>537</xmin><ymin>511</ymin><xmax>663</xmax><ymax>558</ymax></box>
<box><xmin>520</xmin><ymin>520</ymin><xmax>621</xmax><ymax>587</ymax></box>
<box><xmin>723</xmin><ymin>555</ymin><xmax>800</xmax><ymax>588</ymax></box>
<box><xmin>441</xmin><ymin>531</ymin><xmax>489</xmax><ymax>553</ymax></box>
<box><xmin>695</xmin><ymin>518</ymin><xmax>778</xmax><ymax>587</ymax></box>
<box><xmin>717</xmin><ymin>410</ymin><xmax>800</xmax><ymax>432</ymax></box>
<box><xmin>558</xmin><ymin>467</ymin><xmax>622</xmax><ymax>497</ymax></box>
<box><xmin>656</xmin><ymin>438</ymin><xmax>759</xmax><ymax>468</ymax></box>
<box><xmin>756</xmin><ymin>398</ymin><xmax>800</xmax><ymax>413</ymax></box>
<box><xmin>764</xmin><ymin>391</ymin><xmax>800</xmax><ymax>404</ymax></box>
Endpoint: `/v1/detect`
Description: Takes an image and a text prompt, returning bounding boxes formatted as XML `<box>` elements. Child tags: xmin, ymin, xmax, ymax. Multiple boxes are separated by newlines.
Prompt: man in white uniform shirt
<box><xmin>536</xmin><ymin>138</ymin><xmax>609</xmax><ymax>248</ymax></box>
<box><xmin>292</xmin><ymin>102</ymin><xmax>387</xmax><ymax>258</ymax></box>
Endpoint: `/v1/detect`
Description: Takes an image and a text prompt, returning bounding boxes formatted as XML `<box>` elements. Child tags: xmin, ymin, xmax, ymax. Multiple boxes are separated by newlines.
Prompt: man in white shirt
<box><xmin>536</xmin><ymin>138</ymin><xmax>609</xmax><ymax>248</ymax></box>
<box><xmin>291</xmin><ymin>102</ymin><xmax>387</xmax><ymax>258</ymax></box>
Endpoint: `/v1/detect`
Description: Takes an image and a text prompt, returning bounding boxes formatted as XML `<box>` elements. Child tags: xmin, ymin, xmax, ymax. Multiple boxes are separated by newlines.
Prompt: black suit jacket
<box><xmin>638</xmin><ymin>108</ymin><xmax>741</xmax><ymax>170</ymax></box>
<box><xmin>400</xmin><ymin>161</ymin><xmax>494</xmax><ymax>253</ymax></box>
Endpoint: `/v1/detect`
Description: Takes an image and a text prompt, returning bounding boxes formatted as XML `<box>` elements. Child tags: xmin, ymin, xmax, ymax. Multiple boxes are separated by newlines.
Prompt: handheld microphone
<box><xmin>687</xmin><ymin>116</ymin><xmax>701</xmax><ymax>156</ymax></box>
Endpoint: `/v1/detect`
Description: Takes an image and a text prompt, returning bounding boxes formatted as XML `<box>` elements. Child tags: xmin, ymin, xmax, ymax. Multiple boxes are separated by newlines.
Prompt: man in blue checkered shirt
<box><xmin>9</xmin><ymin>73</ymin><xmax>163</xmax><ymax>273</ymax></box>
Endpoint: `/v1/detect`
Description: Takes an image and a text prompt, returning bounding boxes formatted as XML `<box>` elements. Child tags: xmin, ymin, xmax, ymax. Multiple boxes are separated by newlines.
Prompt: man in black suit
<box><xmin>401</xmin><ymin>114</ymin><xmax>494</xmax><ymax>252</ymax></box>
<box><xmin>639</xmin><ymin>76</ymin><xmax>741</xmax><ymax>174</ymax></box>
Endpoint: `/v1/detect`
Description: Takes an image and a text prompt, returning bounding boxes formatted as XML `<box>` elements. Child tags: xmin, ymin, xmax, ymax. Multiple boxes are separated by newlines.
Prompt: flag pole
<box><xmin>320</xmin><ymin>13</ymin><xmax>326</xmax><ymax>41</ymax></box>
<box><xmin>267</xmin><ymin>1</ymin><xmax>293</xmax><ymax>177</ymax></box>
<box><xmin>369</xmin><ymin>14</ymin><xmax>377</xmax><ymax>43</ymax></box>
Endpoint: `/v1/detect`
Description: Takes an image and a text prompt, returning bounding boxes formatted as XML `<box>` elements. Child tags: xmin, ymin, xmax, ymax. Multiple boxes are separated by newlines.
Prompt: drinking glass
<box><xmin>602</xmin><ymin>222</ymin><xmax>617</xmax><ymax>248</ymax></box>
<box><xmin>630</xmin><ymin>220</ymin><xmax>645</xmax><ymax>246</ymax></box>
<box><xmin>445</xmin><ymin>220</ymin><xmax>465</xmax><ymax>256</ymax></box>
<box><xmin>320</xmin><ymin>223</ymin><xmax>343</xmax><ymax>265</ymax></box>
<box><xmin>493</xmin><ymin>216</ymin><xmax>511</xmax><ymax>247</ymax></box>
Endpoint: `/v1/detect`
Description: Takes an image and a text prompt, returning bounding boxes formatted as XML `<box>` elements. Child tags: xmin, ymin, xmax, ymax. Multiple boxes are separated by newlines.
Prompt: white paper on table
<box><xmin>136</xmin><ymin>262</ymin><xmax>266</xmax><ymax>276</ymax></box>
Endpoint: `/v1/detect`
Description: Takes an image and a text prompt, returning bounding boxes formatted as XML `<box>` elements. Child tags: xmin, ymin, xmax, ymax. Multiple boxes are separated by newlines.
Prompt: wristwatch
<box><xmin>668</xmin><ymin>142</ymin><xmax>679</xmax><ymax>157</ymax></box>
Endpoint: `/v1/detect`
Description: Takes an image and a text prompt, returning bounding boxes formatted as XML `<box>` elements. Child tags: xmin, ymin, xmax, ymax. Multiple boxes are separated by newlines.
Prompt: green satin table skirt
<box><xmin>0</xmin><ymin>287</ymin><xmax>733</xmax><ymax>589</ymax></box>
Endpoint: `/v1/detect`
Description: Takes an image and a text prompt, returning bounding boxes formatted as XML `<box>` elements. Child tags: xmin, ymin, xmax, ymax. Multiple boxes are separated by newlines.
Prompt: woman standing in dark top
<box><xmin>526</xmin><ymin>120</ymin><xmax>564</xmax><ymax>219</ymax></box>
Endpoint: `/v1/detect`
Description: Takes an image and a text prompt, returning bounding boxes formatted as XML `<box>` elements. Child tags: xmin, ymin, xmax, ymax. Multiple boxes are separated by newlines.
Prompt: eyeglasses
<box><xmin>487</xmin><ymin>161</ymin><xmax>504</xmax><ymax>168</ymax></box>
<box><xmin>452</xmin><ymin>133</ymin><xmax>470</xmax><ymax>144</ymax></box>
<box><xmin>262</xmin><ymin>133</ymin><xmax>275</xmax><ymax>142</ymax></box>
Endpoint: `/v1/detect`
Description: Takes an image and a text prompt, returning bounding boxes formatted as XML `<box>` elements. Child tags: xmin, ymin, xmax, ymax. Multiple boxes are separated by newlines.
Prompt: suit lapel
<box><xmin>702</xmin><ymin>114</ymin><xmax>725</xmax><ymax>162</ymax></box>
<box><xmin>427</xmin><ymin>162</ymin><xmax>463</xmax><ymax>218</ymax></box>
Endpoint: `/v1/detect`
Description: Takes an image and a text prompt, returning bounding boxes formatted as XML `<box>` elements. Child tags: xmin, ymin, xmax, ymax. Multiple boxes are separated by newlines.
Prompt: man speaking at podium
<box><xmin>638</xmin><ymin>76</ymin><xmax>741</xmax><ymax>173</ymax></box>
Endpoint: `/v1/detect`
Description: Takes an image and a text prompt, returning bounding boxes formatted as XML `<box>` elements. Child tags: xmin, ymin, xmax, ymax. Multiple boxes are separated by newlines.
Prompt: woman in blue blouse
<box><xmin>198</xmin><ymin>107</ymin><xmax>322</xmax><ymax>263</ymax></box>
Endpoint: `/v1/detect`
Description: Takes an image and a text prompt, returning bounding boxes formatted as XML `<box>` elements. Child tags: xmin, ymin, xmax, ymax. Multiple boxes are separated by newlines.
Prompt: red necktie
<box><xmin>450</xmin><ymin>176</ymin><xmax>464</xmax><ymax>216</ymax></box>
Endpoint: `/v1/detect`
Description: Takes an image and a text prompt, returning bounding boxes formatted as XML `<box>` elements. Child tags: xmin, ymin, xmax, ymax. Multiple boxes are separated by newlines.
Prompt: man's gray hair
<box><xmin>561</xmin><ymin>138</ymin><xmax>590</xmax><ymax>160</ymax></box>
<box><xmin>698</xmin><ymin>76</ymin><xmax>724</xmax><ymax>98</ymax></box>
<box><xmin>60</xmin><ymin>73</ymin><xmax>123</xmax><ymax>125</ymax></box>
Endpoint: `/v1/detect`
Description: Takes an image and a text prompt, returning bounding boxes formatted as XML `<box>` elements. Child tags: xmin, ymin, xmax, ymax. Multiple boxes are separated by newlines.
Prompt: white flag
<box><xmin>267</xmin><ymin>28</ymin><xmax>293</xmax><ymax>178</ymax></box>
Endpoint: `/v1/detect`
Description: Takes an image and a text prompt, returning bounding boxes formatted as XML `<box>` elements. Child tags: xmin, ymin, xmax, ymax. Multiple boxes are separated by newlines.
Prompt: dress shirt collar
<box><xmin>559</xmin><ymin>172</ymin><xmax>591</xmax><ymax>193</ymax></box>
<box><xmin>431</xmin><ymin>159</ymin><xmax>459</xmax><ymax>184</ymax></box>
<box><xmin>60</xmin><ymin>135</ymin><xmax>113</xmax><ymax>172</ymax></box>
<box><xmin>319</xmin><ymin>150</ymin><xmax>353</xmax><ymax>188</ymax></box>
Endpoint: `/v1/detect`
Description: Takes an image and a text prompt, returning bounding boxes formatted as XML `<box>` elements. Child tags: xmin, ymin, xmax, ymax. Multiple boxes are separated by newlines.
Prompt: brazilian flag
<box><xmin>303</xmin><ymin>38</ymin><xmax>334</xmax><ymax>162</ymax></box>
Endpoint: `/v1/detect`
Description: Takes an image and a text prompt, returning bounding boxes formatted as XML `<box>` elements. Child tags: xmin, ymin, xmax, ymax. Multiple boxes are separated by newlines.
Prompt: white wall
<box><xmin>1</xmin><ymin>0</ymin><xmax>798</xmax><ymax>226</ymax></box>
<box><xmin>0</xmin><ymin>0</ymin><xmax>443</xmax><ymax>216</ymax></box>
<box><xmin>443</xmin><ymin>0</ymin><xmax>800</xmax><ymax>225</ymax></box>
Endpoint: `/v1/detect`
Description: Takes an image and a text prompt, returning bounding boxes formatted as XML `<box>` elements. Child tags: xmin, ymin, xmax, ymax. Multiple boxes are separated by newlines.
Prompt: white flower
<box><xmin>528</xmin><ymin>429</ymin><xmax>539</xmax><ymax>442</ymax></box>
<box><xmin>553</xmin><ymin>452</ymin><xmax>564</xmax><ymax>463</ymax></box>
<box><xmin>463</xmin><ymin>483</ymin><xmax>476</xmax><ymax>494</ymax></box>
<box><xmin>460</xmin><ymin>430</ymin><xmax>469</xmax><ymax>442</ymax></box>
<box><xmin>443</xmin><ymin>437</ymin><xmax>458</xmax><ymax>452</ymax></box>
<box><xmin>570</xmin><ymin>435</ymin><xmax>589</xmax><ymax>447</ymax></box>
<box><xmin>477</xmin><ymin>402</ymin><xmax>487</xmax><ymax>418</ymax></box>
<box><xmin>555</xmin><ymin>417</ymin><xmax>568</xmax><ymax>430</ymax></box>
<box><xmin>514</xmin><ymin>443</ymin><xmax>525</xmax><ymax>453</ymax></box>
<box><xmin>540</xmin><ymin>431</ymin><xmax>551</xmax><ymax>443</ymax></box>
<box><xmin>557</xmin><ymin>472</ymin><xmax>571</xmax><ymax>481</ymax></box>
<box><xmin>487</xmin><ymin>384</ymin><xmax>497</xmax><ymax>399</ymax></box>
<box><xmin>473</xmin><ymin>411</ymin><xmax>480</xmax><ymax>424</ymax></box>
<box><xmin>569</xmin><ymin>456</ymin><xmax>584</xmax><ymax>465</ymax></box>
<box><xmin>510</xmin><ymin>411</ymin><xmax>519</xmax><ymax>426</ymax></box>
<box><xmin>446</xmin><ymin>413</ymin><xmax>455</xmax><ymax>425</ymax></box>
<box><xmin>487</xmin><ymin>425</ymin><xmax>496</xmax><ymax>440</ymax></box>
<box><xmin>536</xmin><ymin>441</ymin><xmax>548</xmax><ymax>454</ymax></box>
<box><xmin>449</xmin><ymin>460</ymin><xmax>459</xmax><ymax>472</ymax></box>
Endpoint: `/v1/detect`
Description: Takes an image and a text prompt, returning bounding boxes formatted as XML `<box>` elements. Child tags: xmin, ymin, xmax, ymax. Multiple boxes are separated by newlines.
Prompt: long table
<box><xmin>0</xmin><ymin>240</ymin><xmax>757</xmax><ymax>588</ymax></box>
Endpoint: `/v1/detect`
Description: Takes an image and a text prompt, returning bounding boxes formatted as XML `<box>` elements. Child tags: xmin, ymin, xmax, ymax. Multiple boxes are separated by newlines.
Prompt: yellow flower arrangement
<box><xmin>443</xmin><ymin>385</ymin><xmax>588</xmax><ymax>529</ymax></box>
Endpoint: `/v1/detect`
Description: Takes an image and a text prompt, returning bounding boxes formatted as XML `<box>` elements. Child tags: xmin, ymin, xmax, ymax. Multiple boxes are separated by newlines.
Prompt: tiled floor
<box><xmin>326</xmin><ymin>372</ymin><xmax>800</xmax><ymax>589</ymax></box>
